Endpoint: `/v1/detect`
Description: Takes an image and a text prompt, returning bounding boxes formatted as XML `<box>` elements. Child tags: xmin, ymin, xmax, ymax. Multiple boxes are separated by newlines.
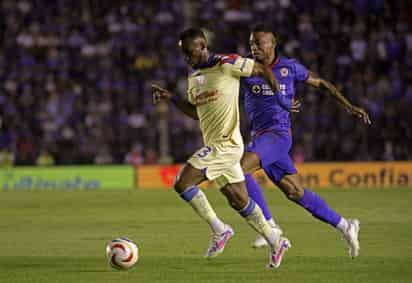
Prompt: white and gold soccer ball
<box><xmin>105</xmin><ymin>237</ymin><xmax>139</xmax><ymax>270</ymax></box>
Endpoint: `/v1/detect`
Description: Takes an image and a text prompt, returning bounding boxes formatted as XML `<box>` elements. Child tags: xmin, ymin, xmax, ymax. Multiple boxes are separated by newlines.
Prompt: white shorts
<box><xmin>188</xmin><ymin>142</ymin><xmax>244</xmax><ymax>188</ymax></box>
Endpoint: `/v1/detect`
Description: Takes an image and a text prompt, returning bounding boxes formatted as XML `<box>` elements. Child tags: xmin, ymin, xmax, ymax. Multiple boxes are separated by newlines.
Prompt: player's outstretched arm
<box><xmin>251</xmin><ymin>62</ymin><xmax>280</xmax><ymax>92</ymax></box>
<box><xmin>305</xmin><ymin>72</ymin><xmax>371</xmax><ymax>125</ymax></box>
<box><xmin>151</xmin><ymin>84</ymin><xmax>198</xmax><ymax>120</ymax></box>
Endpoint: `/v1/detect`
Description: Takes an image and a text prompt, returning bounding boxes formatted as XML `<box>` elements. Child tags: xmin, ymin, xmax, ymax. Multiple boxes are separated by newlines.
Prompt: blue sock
<box><xmin>245</xmin><ymin>174</ymin><xmax>272</xmax><ymax>220</ymax></box>
<box><xmin>296</xmin><ymin>188</ymin><xmax>341</xmax><ymax>227</ymax></box>
<box><xmin>180</xmin><ymin>186</ymin><xmax>199</xmax><ymax>202</ymax></box>
<box><xmin>239</xmin><ymin>198</ymin><xmax>256</xmax><ymax>217</ymax></box>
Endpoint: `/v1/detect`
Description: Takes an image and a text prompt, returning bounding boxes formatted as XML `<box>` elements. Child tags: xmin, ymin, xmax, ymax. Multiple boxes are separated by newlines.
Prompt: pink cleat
<box><xmin>267</xmin><ymin>237</ymin><xmax>292</xmax><ymax>269</ymax></box>
<box><xmin>252</xmin><ymin>225</ymin><xmax>283</xmax><ymax>248</ymax></box>
<box><xmin>204</xmin><ymin>225</ymin><xmax>234</xmax><ymax>259</ymax></box>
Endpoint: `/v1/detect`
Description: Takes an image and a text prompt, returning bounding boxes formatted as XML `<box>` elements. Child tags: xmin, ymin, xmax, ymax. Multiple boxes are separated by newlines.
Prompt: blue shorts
<box><xmin>246</xmin><ymin>130</ymin><xmax>297</xmax><ymax>183</ymax></box>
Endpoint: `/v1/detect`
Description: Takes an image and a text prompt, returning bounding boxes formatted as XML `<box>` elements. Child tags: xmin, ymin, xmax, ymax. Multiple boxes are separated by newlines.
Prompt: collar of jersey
<box><xmin>269</xmin><ymin>54</ymin><xmax>280</xmax><ymax>68</ymax></box>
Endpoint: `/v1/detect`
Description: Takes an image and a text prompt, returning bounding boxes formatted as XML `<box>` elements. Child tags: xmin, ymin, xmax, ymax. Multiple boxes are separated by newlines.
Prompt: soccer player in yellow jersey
<box><xmin>152</xmin><ymin>28</ymin><xmax>291</xmax><ymax>268</ymax></box>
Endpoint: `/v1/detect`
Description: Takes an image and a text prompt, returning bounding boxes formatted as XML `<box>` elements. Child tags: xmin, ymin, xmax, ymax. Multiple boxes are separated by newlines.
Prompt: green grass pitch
<box><xmin>0</xmin><ymin>188</ymin><xmax>411</xmax><ymax>283</ymax></box>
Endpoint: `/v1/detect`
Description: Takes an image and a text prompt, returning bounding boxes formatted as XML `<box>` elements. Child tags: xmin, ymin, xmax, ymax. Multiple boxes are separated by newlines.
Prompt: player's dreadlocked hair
<box><xmin>179</xmin><ymin>28</ymin><xmax>207</xmax><ymax>44</ymax></box>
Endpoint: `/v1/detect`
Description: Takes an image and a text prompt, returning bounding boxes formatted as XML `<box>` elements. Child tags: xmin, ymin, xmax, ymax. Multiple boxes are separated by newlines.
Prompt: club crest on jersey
<box><xmin>280</xmin><ymin>68</ymin><xmax>289</xmax><ymax>77</ymax></box>
<box><xmin>252</xmin><ymin>84</ymin><xmax>261</xmax><ymax>94</ymax></box>
<box><xmin>195</xmin><ymin>75</ymin><xmax>205</xmax><ymax>85</ymax></box>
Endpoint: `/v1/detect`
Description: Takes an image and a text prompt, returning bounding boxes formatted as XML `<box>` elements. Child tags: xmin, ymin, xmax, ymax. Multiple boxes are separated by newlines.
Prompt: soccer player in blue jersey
<box><xmin>240</xmin><ymin>24</ymin><xmax>371</xmax><ymax>257</ymax></box>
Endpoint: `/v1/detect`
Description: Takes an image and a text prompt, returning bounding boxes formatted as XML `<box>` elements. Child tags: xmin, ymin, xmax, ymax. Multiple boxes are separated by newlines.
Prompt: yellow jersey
<box><xmin>187</xmin><ymin>54</ymin><xmax>254</xmax><ymax>146</ymax></box>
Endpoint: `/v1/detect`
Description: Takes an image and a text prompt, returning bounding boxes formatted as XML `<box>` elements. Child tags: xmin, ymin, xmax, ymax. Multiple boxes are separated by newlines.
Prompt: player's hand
<box><xmin>151</xmin><ymin>84</ymin><xmax>172</xmax><ymax>104</ymax></box>
<box><xmin>291</xmin><ymin>98</ymin><xmax>301</xmax><ymax>113</ymax></box>
<box><xmin>345</xmin><ymin>105</ymin><xmax>372</xmax><ymax>125</ymax></box>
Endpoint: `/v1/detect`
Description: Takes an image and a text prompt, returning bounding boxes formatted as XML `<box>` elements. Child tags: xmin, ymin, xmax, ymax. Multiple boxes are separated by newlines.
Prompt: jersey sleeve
<box><xmin>294</xmin><ymin>61</ymin><xmax>309</xmax><ymax>82</ymax></box>
<box><xmin>220</xmin><ymin>54</ymin><xmax>255</xmax><ymax>78</ymax></box>
<box><xmin>186</xmin><ymin>78</ymin><xmax>195</xmax><ymax>105</ymax></box>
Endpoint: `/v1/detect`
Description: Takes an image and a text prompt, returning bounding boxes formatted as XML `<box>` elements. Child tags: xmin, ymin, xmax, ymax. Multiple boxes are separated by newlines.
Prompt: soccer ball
<box><xmin>105</xmin><ymin>237</ymin><xmax>139</xmax><ymax>270</ymax></box>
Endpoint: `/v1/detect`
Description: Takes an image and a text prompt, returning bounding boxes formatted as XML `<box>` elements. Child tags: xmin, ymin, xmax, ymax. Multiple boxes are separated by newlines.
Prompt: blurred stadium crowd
<box><xmin>0</xmin><ymin>0</ymin><xmax>411</xmax><ymax>166</ymax></box>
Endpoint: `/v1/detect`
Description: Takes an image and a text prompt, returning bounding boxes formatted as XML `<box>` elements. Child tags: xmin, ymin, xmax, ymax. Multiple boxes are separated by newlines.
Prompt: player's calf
<box><xmin>220</xmin><ymin>184</ymin><xmax>249</xmax><ymax>210</ymax></box>
<box><xmin>173</xmin><ymin>163</ymin><xmax>205</xmax><ymax>193</ymax></box>
<box><xmin>277</xmin><ymin>174</ymin><xmax>304</xmax><ymax>201</ymax></box>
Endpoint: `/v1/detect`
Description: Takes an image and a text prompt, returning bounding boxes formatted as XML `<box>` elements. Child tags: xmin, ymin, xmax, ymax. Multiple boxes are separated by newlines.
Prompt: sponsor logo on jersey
<box><xmin>195</xmin><ymin>75</ymin><xmax>205</xmax><ymax>85</ymax></box>
<box><xmin>251</xmin><ymin>84</ymin><xmax>275</xmax><ymax>96</ymax></box>
<box><xmin>193</xmin><ymin>90</ymin><xmax>221</xmax><ymax>106</ymax></box>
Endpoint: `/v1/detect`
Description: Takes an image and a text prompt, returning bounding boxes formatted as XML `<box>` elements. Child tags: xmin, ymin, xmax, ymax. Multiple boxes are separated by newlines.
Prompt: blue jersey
<box><xmin>240</xmin><ymin>56</ymin><xmax>309</xmax><ymax>135</ymax></box>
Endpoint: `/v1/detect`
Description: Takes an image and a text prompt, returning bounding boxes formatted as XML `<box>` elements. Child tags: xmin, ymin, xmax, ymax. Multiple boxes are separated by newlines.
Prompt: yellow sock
<box><xmin>184</xmin><ymin>187</ymin><xmax>225</xmax><ymax>234</ymax></box>
<box><xmin>241</xmin><ymin>200</ymin><xmax>278</xmax><ymax>247</ymax></box>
